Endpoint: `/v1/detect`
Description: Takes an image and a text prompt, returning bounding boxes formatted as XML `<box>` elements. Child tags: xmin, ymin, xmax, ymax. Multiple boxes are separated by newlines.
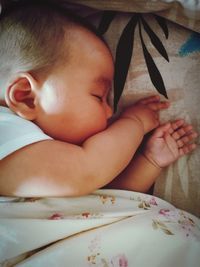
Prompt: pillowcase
<box><xmin>102</xmin><ymin>12</ymin><xmax>200</xmax><ymax>217</ymax></box>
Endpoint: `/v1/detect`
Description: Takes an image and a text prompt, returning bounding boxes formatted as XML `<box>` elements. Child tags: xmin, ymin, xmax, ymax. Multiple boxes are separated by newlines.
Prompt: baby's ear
<box><xmin>5</xmin><ymin>73</ymin><xmax>38</xmax><ymax>120</ymax></box>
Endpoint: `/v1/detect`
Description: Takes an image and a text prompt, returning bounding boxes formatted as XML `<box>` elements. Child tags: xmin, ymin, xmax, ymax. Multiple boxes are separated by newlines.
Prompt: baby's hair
<box><xmin>0</xmin><ymin>0</ymin><xmax>99</xmax><ymax>98</ymax></box>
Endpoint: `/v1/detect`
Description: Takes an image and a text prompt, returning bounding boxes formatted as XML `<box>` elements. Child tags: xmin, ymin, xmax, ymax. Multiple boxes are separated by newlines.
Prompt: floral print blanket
<box><xmin>0</xmin><ymin>189</ymin><xmax>200</xmax><ymax>267</ymax></box>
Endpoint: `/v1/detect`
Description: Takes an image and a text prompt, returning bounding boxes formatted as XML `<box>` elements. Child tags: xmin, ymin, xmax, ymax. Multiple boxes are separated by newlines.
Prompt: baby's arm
<box><xmin>107</xmin><ymin>119</ymin><xmax>198</xmax><ymax>192</ymax></box>
<box><xmin>0</xmin><ymin>96</ymin><xmax>167</xmax><ymax>197</ymax></box>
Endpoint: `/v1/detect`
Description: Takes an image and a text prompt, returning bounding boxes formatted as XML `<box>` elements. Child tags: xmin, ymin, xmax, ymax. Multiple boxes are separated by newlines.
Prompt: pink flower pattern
<box><xmin>157</xmin><ymin>209</ymin><xmax>200</xmax><ymax>239</ymax></box>
<box><xmin>111</xmin><ymin>254</ymin><xmax>128</xmax><ymax>267</ymax></box>
<box><xmin>48</xmin><ymin>213</ymin><xmax>64</xmax><ymax>220</ymax></box>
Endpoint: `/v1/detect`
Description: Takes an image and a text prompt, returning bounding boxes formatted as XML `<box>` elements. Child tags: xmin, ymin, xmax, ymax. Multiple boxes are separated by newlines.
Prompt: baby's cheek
<box><xmin>88</xmin><ymin>114</ymin><xmax>107</xmax><ymax>135</ymax></box>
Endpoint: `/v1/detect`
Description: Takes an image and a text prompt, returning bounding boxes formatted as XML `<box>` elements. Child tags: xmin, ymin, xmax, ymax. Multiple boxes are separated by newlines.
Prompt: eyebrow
<box><xmin>94</xmin><ymin>77</ymin><xmax>112</xmax><ymax>90</ymax></box>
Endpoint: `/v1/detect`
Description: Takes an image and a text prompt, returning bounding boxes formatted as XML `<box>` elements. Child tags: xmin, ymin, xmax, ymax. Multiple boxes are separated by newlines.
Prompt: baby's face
<box><xmin>34</xmin><ymin>27</ymin><xmax>114</xmax><ymax>144</ymax></box>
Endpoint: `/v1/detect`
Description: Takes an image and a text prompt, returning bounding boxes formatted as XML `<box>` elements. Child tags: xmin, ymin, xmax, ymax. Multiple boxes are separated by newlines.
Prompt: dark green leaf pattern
<box><xmin>140</xmin><ymin>16</ymin><xmax>169</xmax><ymax>61</ymax></box>
<box><xmin>138</xmin><ymin>20</ymin><xmax>168</xmax><ymax>99</ymax></box>
<box><xmin>153</xmin><ymin>14</ymin><xmax>169</xmax><ymax>39</ymax></box>
<box><xmin>99</xmin><ymin>12</ymin><xmax>169</xmax><ymax>111</ymax></box>
<box><xmin>97</xmin><ymin>10</ymin><xmax>116</xmax><ymax>35</ymax></box>
<box><xmin>113</xmin><ymin>15</ymin><xmax>138</xmax><ymax>111</ymax></box>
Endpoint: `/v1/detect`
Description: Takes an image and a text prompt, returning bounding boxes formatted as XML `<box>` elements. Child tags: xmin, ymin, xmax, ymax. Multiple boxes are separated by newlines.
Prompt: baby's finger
<box><xmin>139</xmin><ymin>95</ymin><xmax>160</xmax><ymax>104</ymax></box>
<box><xmin>177</xmin><ymin>131</ymin><xmax>198</xmax><ymax>147</ymax></box>
<box><xmin>168</xmin><ymin>119</ymin><xmax>185</xmax><ymax>135</ymax></box>
<box><xmin>171</xmin><ymin>125</ymin><xmax>193</xmax><ymax>140</ymax></box>
<box><xmin>147</xmin><ymin>101</ymin><xmax>170</xmax><ymax>111</ymax></box>
<box><xmin>179</xmin><ymin>143</ymin><xmax>197</xmax><ymax>156</ymax></box>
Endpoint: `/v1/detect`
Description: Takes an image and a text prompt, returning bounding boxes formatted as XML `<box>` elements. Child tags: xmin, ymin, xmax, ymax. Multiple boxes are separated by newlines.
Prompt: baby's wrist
<box><xmin>120</xmin><ymin>114</ymin><xmax>145</xmax><ymax>134</ymax></box>
<box><xmin>142</xmin><ymin>153</ymin><xmax>162</xmax><ymax>170</ymax></box>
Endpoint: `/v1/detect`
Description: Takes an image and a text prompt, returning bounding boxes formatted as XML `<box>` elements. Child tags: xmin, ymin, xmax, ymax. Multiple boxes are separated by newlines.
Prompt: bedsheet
<box><xmin>0</xmin><ymin>189</ymin><xmax>200</xmax><ymax>267</ymax></box>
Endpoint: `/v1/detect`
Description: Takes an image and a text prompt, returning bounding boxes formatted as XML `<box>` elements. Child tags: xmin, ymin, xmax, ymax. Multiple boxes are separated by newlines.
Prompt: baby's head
<box><xmin>0</xmin><ymin>1</ymin><xmax>114</xmax><ymax>144</ymax></box>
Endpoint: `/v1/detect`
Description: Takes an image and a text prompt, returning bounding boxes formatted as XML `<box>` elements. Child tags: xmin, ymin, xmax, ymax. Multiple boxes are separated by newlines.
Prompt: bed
<box><xmin>0</xmin><ymin>0</ymin><xmax>200</xmax><ymax>266</ymax></box>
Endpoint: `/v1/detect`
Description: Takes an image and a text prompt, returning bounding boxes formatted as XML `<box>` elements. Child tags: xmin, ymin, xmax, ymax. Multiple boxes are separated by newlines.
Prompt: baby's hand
<box><xmin>121</xmin><ymin>95</ymin><xmax>169</xmax><ymax>133</ymax></box>
<box><xmin>143</xmin><ymin>119</ymin><xmax>198</xmax><ymax>168</ymax></box>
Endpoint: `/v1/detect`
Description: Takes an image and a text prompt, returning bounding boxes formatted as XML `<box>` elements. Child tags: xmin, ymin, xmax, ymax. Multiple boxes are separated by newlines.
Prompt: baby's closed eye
<box><xmin>92</xmin><ymin>94</ymin><xmax>103</xmax><ymax>102</ymax></box>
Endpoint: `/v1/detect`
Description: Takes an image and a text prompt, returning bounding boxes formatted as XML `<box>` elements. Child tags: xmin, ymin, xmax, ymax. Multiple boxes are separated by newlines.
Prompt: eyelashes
<box><xmin>92</xmin><ymin>94</ymin><xmax>103</xmax><ymax>102</ymax></box>
<box><xmin>92</xmin><ymin>88</ymin><xmax>111</xmax><ymax>103</ymax></box>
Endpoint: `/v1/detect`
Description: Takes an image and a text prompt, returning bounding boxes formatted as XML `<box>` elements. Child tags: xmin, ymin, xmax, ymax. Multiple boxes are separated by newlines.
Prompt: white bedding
<box><xmin>0</xmin><ymin>189</ymin><xmax>200</xmax><ymax>267</ymax></box>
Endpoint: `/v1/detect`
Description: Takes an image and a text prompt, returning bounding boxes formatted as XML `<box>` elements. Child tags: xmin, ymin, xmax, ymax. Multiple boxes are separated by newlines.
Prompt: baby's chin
<box><xmin>65</xmin><ymin>127</ymin><xmax>108</xmax><ymax>145</ymax></box>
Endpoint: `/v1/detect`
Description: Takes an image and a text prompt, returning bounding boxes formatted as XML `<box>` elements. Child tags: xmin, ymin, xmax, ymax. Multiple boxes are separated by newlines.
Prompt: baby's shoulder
<box><xmin>0</xmin><ymin>106</ymin><xmax>52</xmax><ymax>160</ymax></box>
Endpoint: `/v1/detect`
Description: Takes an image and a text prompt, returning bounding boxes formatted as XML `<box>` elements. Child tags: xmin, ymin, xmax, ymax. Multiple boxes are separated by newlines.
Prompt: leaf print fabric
<box><xmin>179</xmin><ymin>32</ymin><xmax>200</xmax><ymax>57</ymax></box>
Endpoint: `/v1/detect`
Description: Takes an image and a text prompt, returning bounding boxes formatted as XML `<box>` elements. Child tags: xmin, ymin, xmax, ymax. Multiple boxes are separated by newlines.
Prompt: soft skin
<box><xmin>32</xmin><ymin>29</ymin><xmax>114</xmax><ymax>144</ymax></box>
<box><xmin>0</xmin><ymin>26</ymin><xmax>198</xmax><ymax>197</ymax></box>
<box><xmin>107</xmin><ymin>119</ymin><xmax>197</xmax><ymax>192</ymax></box>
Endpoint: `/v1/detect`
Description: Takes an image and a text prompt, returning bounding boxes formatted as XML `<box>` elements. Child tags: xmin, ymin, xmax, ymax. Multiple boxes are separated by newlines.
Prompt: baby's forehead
<box><xmin>61</xmin><ymin>25</ymin><xmax>114</xmax><ymax>80</ymax></box>
<box><xmin>67</xmin><ymin>25</ymin><xmax>111</xmax><ymax>55</ymax></box>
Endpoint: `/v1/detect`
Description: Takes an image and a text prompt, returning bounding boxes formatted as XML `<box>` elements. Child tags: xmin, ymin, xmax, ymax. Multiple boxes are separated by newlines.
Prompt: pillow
<box><xmin>73</xmin><ymin>4</ymin><xmax>200</xmax><ymax>216</ymax></box>
<box><xmin>101</xmin><ymin>12</ymin><xmax>200</xmax><ymax>217</ymax></box>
